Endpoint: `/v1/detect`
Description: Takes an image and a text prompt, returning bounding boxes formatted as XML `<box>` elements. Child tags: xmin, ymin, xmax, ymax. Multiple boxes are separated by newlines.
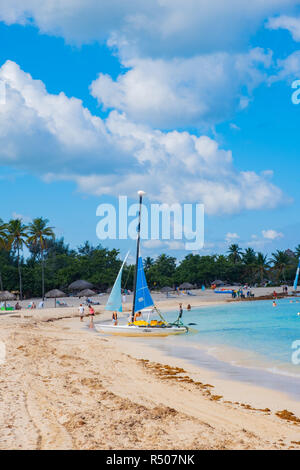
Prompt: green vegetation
<box><xmin>0</xmin><ymin>218</ymin><xmax>299</xmax><ymax>298</ymax></box>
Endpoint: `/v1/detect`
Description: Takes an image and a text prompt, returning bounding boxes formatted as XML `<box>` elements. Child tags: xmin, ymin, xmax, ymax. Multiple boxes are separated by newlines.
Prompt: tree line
<box><xmin>0</xmin><ymin>217</ymin><xmax>299</xmax><ymax>299</ymax></box>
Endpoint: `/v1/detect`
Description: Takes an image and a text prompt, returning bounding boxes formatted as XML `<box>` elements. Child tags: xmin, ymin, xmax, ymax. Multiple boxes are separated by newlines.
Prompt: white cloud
<box><xmin>165</xmin><ymin>241</ymin><xmax>185</xmax><ymax>250</ymax></box>
<box><xmin>0</xmin><ymin>61</ymin><xmax>287</xmax><ymax>216</ymax></box>
<box><xmin>261</xmin><ymin>170</ymin><xmax>274</xmax><ymax>178</ymax></box>
<box><xmin>11</xmin><ymin>212</ymin><xmax>31</xmax><ymax>223</ymax></box>
<box><xmin>90</xmin><ymin>48</ymin><xmax>273</xmax><ymax>129</ymax></box>
<box><xmin>0</xmin><ymin>60</ymin><xmax>131</xmax><ymax>173</ymax></box>
<box><xmin>1</xmin><ymin>2</ymin><xmax>298</xmax><ymax>133</ymax></box>
<box><xmin>230</xmin><ymin>123</ymin><xmax>241</xmax><ymax>131</ymax></box>
<box><xmin>0</xmin><ymin>0</ymin><xmax>296</xmax><ymax>56</ymax></box>
<box><xmin>268</xmin><ymin>50</ymin><xmax>300</xmax><ymax>84</ymax></box>
<box><xmin>143</xmin><ymin>240</ymin><xmax>165</xmax><ymax>249</ymax></box>
<box><xmin>226</xmin><ymin>232</ymin><xmax>239</xmax><ymax>243</ymax></box>
<box><xmin>262</xmin><ymin>229</ymin><xmax>284</xmax><ymax>240</ymax></box>
<box><xmin>267</xmin><ymin>15</ymin><xmax>300</xmax><ymax>41</ymax></box>
<box><xmin>143</xmin><ymin>239</ymin><xmax>185</xmax><ymax>251</ymax></box>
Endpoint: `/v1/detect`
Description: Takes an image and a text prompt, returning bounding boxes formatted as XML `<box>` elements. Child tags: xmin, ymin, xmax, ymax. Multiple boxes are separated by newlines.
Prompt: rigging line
<box><xmin>123</xmin><ymin>262</ymin><xmax>134</xmax><ymax>290</ymax></box>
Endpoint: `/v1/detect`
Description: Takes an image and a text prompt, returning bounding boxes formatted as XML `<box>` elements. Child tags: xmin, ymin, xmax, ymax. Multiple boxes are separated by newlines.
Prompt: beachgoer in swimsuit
<box><xmin>112</xmin><ymin>311</ymin><xmax>118</xmax><ymax>325</ymax></box>
<box><xmin>79</xmin><ymin>304</ymin><xmax>85</xmax><ymax>322</ymax></box>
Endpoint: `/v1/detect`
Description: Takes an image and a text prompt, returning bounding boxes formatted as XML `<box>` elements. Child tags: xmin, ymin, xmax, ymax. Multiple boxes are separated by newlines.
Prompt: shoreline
<box><xmin>109</xmin><ymin>333</ymin><xmax>300</xmax><ymax>415</ymax></box>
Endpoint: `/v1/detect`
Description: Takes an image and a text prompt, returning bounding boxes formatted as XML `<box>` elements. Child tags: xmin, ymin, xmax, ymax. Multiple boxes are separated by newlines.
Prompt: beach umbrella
<box><xmin>11</xmin><ymin>290</ymin><xmax>20</xmax><ymax>300</ymax></box>
<box><xmin>211</xmin><ymin>280</ymin><xmax>224</xmax><ymax>286</ymax></box>
<box><xmin>161</xmin><ymin>286</ymin><xmax>173</xmax><ymax>293</ymax></box>
<box><xmin>179</xmin><ymin>282</ymin><xmax>193</xmax><ymax>290</ymax></box>
<box><xmin>45</xmin><ymin>289</ymin><xmax>66</xmax><ymax>308</ymax></box>
<box><xmin>0</xmin><ymin>291</ymin><xmax>16</xmax><ymax>310</ymax></box>
<box><xmin>68</xmin><ymin>280</ymin><xmax>94</xmax><ymax>292</ymax></box>
<box><xmin>79</xmin><ymin>288</ymin><xmax>97</xmax><ymax>297</ymax></box>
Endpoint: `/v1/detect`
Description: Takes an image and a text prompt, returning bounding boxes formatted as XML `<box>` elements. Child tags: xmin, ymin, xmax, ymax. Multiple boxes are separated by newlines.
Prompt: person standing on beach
<box><xmin>112</xmin><ymin>311</ymin><xmax>118</xmax><ymax>325</ymax></box>
<box><xmin>179</xmin><ymin>303</ymin><xmax>183</xmax><ymax>319</ymax></box>
<box><xmin>79</xmin><ymin>304</ymin><xmax>85</xmax><ymax>322</ymax></box>
<box><xmin>88</xmin><ymin>305</ymin><xmax>95</xmax><ymax>329</ymax></box>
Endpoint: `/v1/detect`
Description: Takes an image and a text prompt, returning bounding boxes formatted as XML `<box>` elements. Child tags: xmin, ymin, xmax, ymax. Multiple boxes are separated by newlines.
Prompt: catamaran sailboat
<box><xmin>95</xmin><ymin>191</ymin><xmax>188</xmax><ymax>337</ymax></box>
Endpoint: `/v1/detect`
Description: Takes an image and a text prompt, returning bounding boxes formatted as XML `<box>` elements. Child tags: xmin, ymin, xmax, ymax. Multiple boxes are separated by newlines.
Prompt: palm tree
<box><xmin>227</xmin><ymin>244</ymin><xmax>243</xmax><ymax>264</ymax></box>
<box><xmin>0</xmin><ymin>220</ymin><xmax>8</xmax><ymax>290</ymax></box>
<box><xmin>255</xmin><ymin>252</ymin><xmax>270</xmax><ymax>284</ymax></box>
<box><xmin>143</xmin><ymin>256</ymin><xmax>154</xmax><ymax>272</ymax></box>
<box><xmin>7</xmin><ymin>219</ymin><xmax>29</xmax><ymax>300</ymax></box>
<box><xmin>27</xmin><ymin>217</ymin><xmax>55</xmax><ymax>300</ymax></box>
<box><xmin>242</xmin><ymin>247</ymin><xmax>257</xmax><ymax>265</ymax></box>
<box><xmin>270</xmin><ymin>250</ymin><xmax>290</xmax><ymax>282</ymax></box>
<box><xmin>241</xmin><ymin>248</ymin><xmax>257</xmax><ymax>283</ymax></box>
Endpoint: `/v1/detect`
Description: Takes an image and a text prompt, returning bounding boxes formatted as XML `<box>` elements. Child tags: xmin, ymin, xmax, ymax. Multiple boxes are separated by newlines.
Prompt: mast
<box><xmin>294</xmin><ymin>258</ymin><xmax>300</xmax><ymax>292</ymax></box>
<box><xmin>131</xmin><ymin>190</ymin><xmax>145</xmax><ymax>321</ymax></box>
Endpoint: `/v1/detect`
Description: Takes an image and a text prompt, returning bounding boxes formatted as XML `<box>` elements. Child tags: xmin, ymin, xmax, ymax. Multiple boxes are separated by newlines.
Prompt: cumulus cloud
<box><xmin>1</xmin><ymin>2</ymin><xmax>298</xmax><ymax>132</ymax></box>
<box><xmin>90</xmin><ymin>48</ymin><xmax>273</xmax><ymax>129</ymax></box>
<box><xmin>226</xmin><ymin>232</ymin><xmax>239</xmax><ymax>243</ymax></box>
<box><xmin>0</xmin><ymin>60</ymin><xmax>132</xmax><ymax>173</ymax></box>
<box><xmin>55</xmin><ymin>112</ymin><xmax>286</xmax><ymax>214</ymax></box>
<box><xmin>0</xmin><ymin>0</ymin><xmax>297</xmax><ymax>56</ymax></box>
<box><xmin>269</xmin><ymin>50</ymin><xmax>300</xmax><ymax>84</ymax></box>
<box><xmin>11</xmin><ymin>211</ymin><xmax>31</xmax><ymax>222</ymax></box>
<box><xmin>143</xmin><ymin>240</ymin><xmax>185</xmax><ymax>251</ymax></box>
<box><xmin>267</xmin><ymin>15</ymin><xmax>300</xmax><ymax>41</ymax></box>
<box><xmin>262</xmin><ymin>229</ymin><xmax>284</xmax><ymax>240</ymax></box>
<box><xmin>0</xmin><ymin>61</ymin><xmax>286</xmax><ymax>215</ymax></box>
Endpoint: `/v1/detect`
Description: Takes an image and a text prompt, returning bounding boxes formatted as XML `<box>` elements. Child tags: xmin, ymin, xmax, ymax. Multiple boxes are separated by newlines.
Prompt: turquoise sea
<box><xmin>138</xmin><ymin>298</ymin><xmax>300</xmax><ymax>399</ymax></box>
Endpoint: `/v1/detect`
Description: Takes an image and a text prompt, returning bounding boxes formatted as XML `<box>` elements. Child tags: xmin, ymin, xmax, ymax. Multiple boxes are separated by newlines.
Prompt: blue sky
<box><xmin>0</xmin><ymin>1</ymin><xmax>300</xmax><ymax>261</ymax></box>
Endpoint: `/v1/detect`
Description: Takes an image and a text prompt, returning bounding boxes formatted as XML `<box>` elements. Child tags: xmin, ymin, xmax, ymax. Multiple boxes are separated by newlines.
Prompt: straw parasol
<box><xmin>45</xmin><ymin>289</ymin><xmax>66</xmax><ymax>308</ymax></box>
<box><xmin>211</xmin><ymin>280</ymin><xmax>224</xmax><ymax>286</ymax></box>
<box><xmin>0</xmin><ymin>291</ymin><xmax>16</xmax><ymax>310</ymax></box>
<box><xmin>79</xmin><ymin>289</ymin><xmax>97</xmax><ymax>297</ymax></box>
<box><xmin>161</xmin><ymin>286</ymin><xmax>173</xmax><ymax>293</ymax></box>
<box><xmin>179</xmin><ymin>282</ymin><xmax>193</xmax><ymax>290</ymax></box>
<box><xmin>68</xmin><ymin>280</ymin><xmax>94</xmax><ymax>292</ymax></box>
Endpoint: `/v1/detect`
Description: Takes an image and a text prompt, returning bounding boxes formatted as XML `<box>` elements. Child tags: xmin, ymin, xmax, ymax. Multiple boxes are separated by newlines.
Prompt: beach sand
<box><xmin>1</xmin><ymin>291</ymin><xmax>300</xmax><ymax>450</ymax></box>
<box><xmin>4</xmin><ymin>285</ymin><xmax>289</xmax><ymax>312</ymax></box>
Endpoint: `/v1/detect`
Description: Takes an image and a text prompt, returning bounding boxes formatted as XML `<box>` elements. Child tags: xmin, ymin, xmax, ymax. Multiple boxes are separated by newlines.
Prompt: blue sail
<box><xmin>105</xmin><ymin>253</ymin><xmax>128</xmax><ymax>312</ymax></box>
<box><xmin>134</xmin><ymin>257</ymin><xmax>154</xmax><ymax>312</ymax></box>
<box><xmin>294</xmin><ymin>258</ymin><xmax>300</xmax><ymax>291</ymax></box>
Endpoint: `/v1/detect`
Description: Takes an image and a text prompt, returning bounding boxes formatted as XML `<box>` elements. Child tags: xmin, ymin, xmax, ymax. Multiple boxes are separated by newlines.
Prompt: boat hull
<box><xmin>95</xmin><ymin>324</ymin><xmax>187</xmax><ymax>337</ymax></box>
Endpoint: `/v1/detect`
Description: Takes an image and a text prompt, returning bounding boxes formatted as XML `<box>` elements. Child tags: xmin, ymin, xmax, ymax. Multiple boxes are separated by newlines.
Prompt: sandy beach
<box><xmin>1</xmin><ymin>288</ymin><xmax>300</xmax><ymax>450</ymax></box>
<box><xmin>3</xmin><ymin>285</ymin><xmax>290</xmax><ymax>312</ymax></box>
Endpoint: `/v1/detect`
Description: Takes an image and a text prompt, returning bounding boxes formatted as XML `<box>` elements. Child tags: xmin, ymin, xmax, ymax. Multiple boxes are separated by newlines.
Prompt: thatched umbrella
<box><xmin>161</xmin><ymin>286</ymin><xmax>173</xmax><ymax>293</ymax></box>
<box><xmin>45</xmin><ymin>289</ymin><xmax>66</xmax><ymax>308</ymax></box>
<box><xmin>68</xmin><ymin>280</ymin><xmax>94</xmax><ymax>293</ymax></box>
<box><xmin>179</xmin><ymin>282</ymin><xmax>193</xmax><ymax>290</ymax></box>
<box><xmin>211</xmin><ymin>280</ymin><xmax>224</xmax><ymax>286</ymax></box>
<box><xmin>0</xmin><ymin>291</ymin><xmax>16</xmax><ymax>310</ymax></box>
<box><xmin>79</xmin><ymin>288</ymin><xmax>97</xmax><ymax>298</ymax></box>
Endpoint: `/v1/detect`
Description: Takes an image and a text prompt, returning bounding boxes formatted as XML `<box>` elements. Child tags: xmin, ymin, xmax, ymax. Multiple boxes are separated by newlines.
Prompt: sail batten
<box><xmin>294</xmin><ymin>258</ymin><xmax>300</xmax><ymax>292</ymax></box>
<box><xmin>134</xmin><ymin>257</ymin><xmax>154</xmax><ymax>312</ymax></box>
<box><xmin>105</xmin><ymin>253</ymin><xmax>128</xmax><ymax>312</ymax></box>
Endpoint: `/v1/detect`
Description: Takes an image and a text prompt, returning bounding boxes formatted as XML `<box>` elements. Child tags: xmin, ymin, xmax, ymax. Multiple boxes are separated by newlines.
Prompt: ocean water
<box><xmin>139</xmin><ymin>298</ymin><xmax>300</xmax><ymax>398</ymax></box>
